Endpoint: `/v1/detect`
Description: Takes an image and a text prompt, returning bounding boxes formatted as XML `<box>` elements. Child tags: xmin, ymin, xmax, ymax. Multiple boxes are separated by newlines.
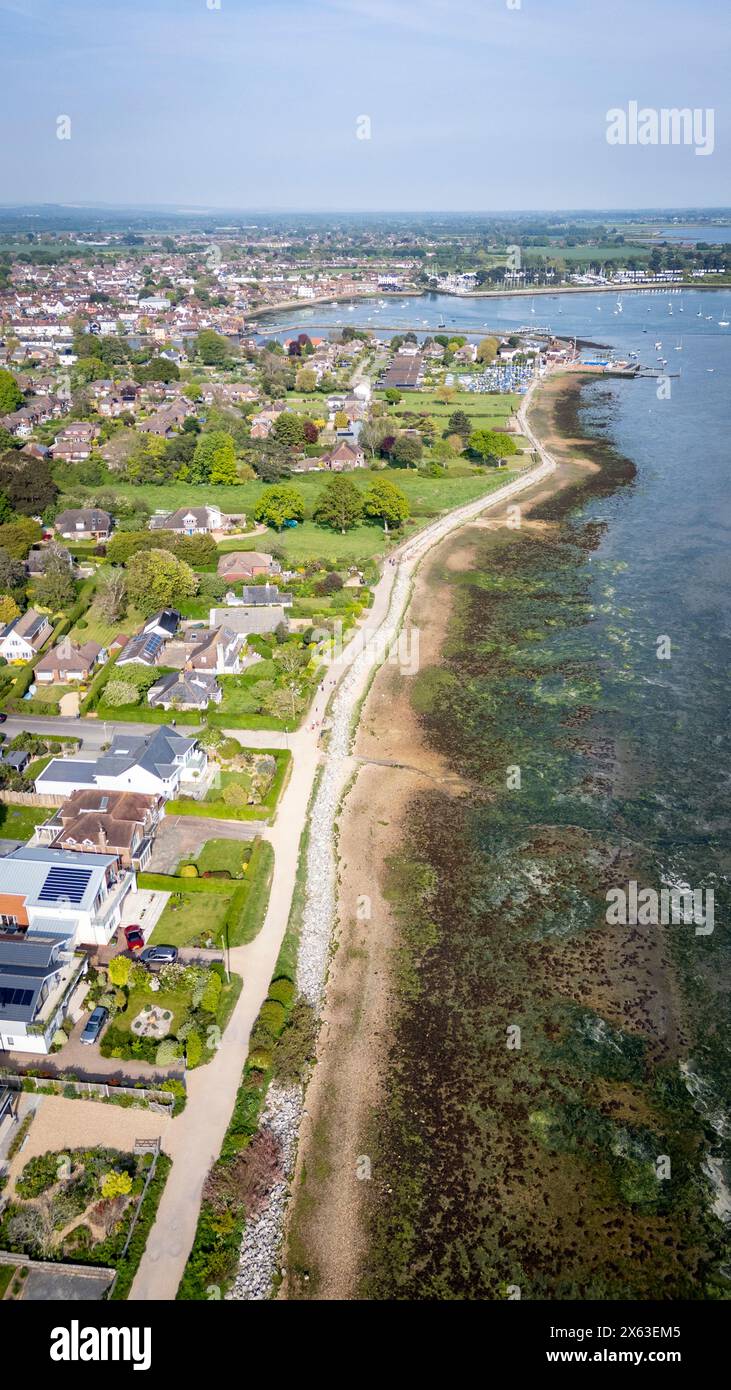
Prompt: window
<box><xmin>0</xmin><ymin>913</ymin><xmax>18</xmax><ymax>927</ymax></box>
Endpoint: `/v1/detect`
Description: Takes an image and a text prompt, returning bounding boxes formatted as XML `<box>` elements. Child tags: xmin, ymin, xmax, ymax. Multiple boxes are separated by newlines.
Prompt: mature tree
<box><xmin>191</xmin><ymin>430</ymin><xmax>236</xmax><ymax>485</ymax></box>
<box><xmin>333</xmin><ymin>410</ymin><xmax>349</xmax><ymax>430</ymax></box>
<box><xmin>468</xmin><ymin>429</ymin><xmax>518</xmax><ymax>462</ymax></box>
<box><xmin>363</xmin><ymin>478</ymin><xmax>410</xmax><ymax>533</ymax></box>
<box><xmin>0</xmin><ymin>491</ymin><xmax>14</xmax><ymax>524</ymax></box>
<box><xmin>96</xmin><ymin>568</ymin><xmax>127</xmax><ymax>622</ymax></box>
<box><xmin>0</xmin><ymin>517</ymin><xmax>41</xmax><ymax>559</ymax></box>
<box><xmin>272</xmin><ymin>412</ymin><xmax>307</xmax><ymax>448</ymax></box>
<box><xmin>35</xmin><ymin>552</ymin><xmax>76</xmax><ymax>612</ymax></box>
<box><xmin>358</xmin><ymin>420</ymin><xmax>385</xmax><ymax>460</ymax></box>
<box><xmin>303</xmin><ymin>420</ymin><xmax>319</xmax><ymax>445</ymax></box>
<box><xmin>0</xmin><ymin>545</ymin><xmax>27</xmax><ymax>595</ymax></box>
<box><xmin>134</xmin><ymin>357</ymin><xmax>179</xmax><ymax>383</ymax></box>
<box><xmin>390</xmin><ymin>433</ymin><xmax>422</xmax><ymax>468</ymax></box>
<box><xmin>253</xmin><ymin>484</ymin><xmax>305</xmax><ymax>532</ymax></box>
<box><xmin>125</xmin><ymin>548</ymin><xmax>198</xmax><ymax>616</ymax></box>
<box><xmin>314</xmin><ymin>475</ymin><xmax>363</xmax><ymax>533</ymax></box>
<box><xmin>384</xmin><ymin>388</ymin><xmax>402</xmax><ymax>405</ymax></box>
<box><xmin>476</xmin><ymin>336</ymin><xmax>499</xmax><ymax>363</ymax></box>
<box><xmin>447</xmin><ymin>409</ymin><xmax>472</xmax><ymax>440</ymax></box>
<box><xmin>0</xmin><ymin>368</ymin><xmax>22</xmax><ymax>415</ymax></box>
<box><xmin>0</xmin><ymin>455</ymin><xmax>58</xmax><ymax>515</ymax></box>
<box><xmin>196</xmin><ymin>328</ymin><xmax>230</xmax><ymax>365</ymax></box>
<box><xmin>0</xmin><ymin>427</ymin><xmax>19</xmax><ymax>454</ymax></box>
<box><xmin>251</xmin><ymin>447</ymin><xmax>292</xmax><ymax>483</ymax></box>
<box><xmin>295</xmin><ymin>367</ymin><xmax>318</xmax><ymax>393</ymax></box>
<box><xmin>0</xmin><ymin>593</ymin><xmax>20</xmax><ymax>624</ymax></box>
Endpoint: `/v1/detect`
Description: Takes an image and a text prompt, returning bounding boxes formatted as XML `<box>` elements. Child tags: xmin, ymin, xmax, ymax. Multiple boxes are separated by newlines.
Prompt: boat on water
<box><xmin>675</xmin><ymin>339</ymin><xmax>683</xmax><ymax>351</ymax></box>
<box><xmin>718</xmin><ymin>308</ymin><xmax>730</xmax><ymax>326</ymax></box>
<box><xmin>654</xmin><ymin>340</ymin><xmax>662</xmax><ymax>348</ymax></box>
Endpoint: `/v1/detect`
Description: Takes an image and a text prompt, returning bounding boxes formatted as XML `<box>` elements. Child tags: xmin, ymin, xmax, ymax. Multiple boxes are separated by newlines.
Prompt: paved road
<box><xmin>128</xmin><ymin>419</ymin><xmax>558</xmax><ymax>1301</ymax></box>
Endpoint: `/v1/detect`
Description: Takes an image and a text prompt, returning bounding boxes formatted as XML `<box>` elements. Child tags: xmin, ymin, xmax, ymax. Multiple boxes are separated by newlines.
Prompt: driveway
<box><xmin>149</xmin><ymin>815</ymin><xmax>262</xmax><ymax>874</ymax></box>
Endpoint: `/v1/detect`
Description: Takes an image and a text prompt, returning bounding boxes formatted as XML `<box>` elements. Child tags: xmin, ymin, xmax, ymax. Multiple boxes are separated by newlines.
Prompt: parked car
<box><xmin>0</xmin><ymin>713</ymin><xmax>7</xmax><ymax>724</ymax></box>
<box><xmin>139</xmin><ymin>944</ymin><xmax>179</xmax><ymax>967</ymax></box>
<box><xmin>80</xmin><ymin>1005</ymin><xmax>109</xmax><ymax>1046</ymax></box>
<box><xmin>123</xmin><ymin>924</ymin><xmax>144</xmax><ymax>952</ymax></box>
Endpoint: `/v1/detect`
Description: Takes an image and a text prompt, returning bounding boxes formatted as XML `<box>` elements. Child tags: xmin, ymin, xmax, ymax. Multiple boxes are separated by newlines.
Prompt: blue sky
<box><xmin>0</xmin><ymin>0</ymin><xmax>728</xmax><ymax>210</ymax></box>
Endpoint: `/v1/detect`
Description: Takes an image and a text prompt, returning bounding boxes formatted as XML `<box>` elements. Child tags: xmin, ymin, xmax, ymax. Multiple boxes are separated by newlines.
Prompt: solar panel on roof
<box><xmin>0</xmin><ymin>987</ymin><xmax>34</xmax><ymax>1008</ymax></box>
<box><xmin>38</xmin><ymin>866</ymin><xmax>93</xmax><ymax>904</ymax></box>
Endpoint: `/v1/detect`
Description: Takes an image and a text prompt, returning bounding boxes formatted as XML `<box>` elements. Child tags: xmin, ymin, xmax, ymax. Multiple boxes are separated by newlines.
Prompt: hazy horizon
<box><xmin>1</xmin><ymin>0</ymin><xmax>727</xmax><ymax>211</ymax></box>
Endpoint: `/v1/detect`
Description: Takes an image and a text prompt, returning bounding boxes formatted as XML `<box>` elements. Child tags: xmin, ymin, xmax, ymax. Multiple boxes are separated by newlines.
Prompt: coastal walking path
<box><xmin>126</xmin><ymin>389</ymin><xmax>556</xmax><ymax>1300</ymax></box>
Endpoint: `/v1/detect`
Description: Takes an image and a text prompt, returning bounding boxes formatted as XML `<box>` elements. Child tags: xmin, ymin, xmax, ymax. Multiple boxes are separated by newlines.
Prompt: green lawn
<box><xmin>204</xmin><ymin>770</ymin><xmax>252</xmax><ymax>803</ymax></box>
<box><xmin>151</xmin><ymin>891</ymin><xmax>235</xmax><ymax>949</ymax></box>
<box><xmin>69</xmin><ymin>596</ymin><xmax>146</xmax><ymax>647</ymax></box>
<box><xmin>0</xmin><ymin>804</ymin><xmax>47</xmax><ymax>842</ymax></box>
<box><xmin>113</xmin><ymin>981</ymin><xmax>192</xmax><ymax>1035</ymax></box>
<box><xmin>194</xmin><ymin>839</ymin><xmax>251</xmax><ymax>877</ymax></box>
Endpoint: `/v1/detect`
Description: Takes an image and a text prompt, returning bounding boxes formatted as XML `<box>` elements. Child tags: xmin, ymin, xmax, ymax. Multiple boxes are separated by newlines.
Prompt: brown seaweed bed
<box><xmin>360</xmin><ymin>377</ymin><xmax>730</xmax><ymax>1300</ymax></box>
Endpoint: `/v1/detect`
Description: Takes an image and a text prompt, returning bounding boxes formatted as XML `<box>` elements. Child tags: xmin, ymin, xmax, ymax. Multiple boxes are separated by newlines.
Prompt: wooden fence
<box><xmin>0</xmin><ymin>790</ymin><xmax>64</xmax><ymax>808</ymax></box>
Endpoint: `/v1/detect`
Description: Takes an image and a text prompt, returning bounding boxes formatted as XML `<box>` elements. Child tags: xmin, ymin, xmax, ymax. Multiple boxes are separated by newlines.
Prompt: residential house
<box><xmin>149</xmin><ymin>505</ymin><xmax>225</xmax><ymax>535</ymax></box>
<box><xmin>148</xmin><ymin>671</ymin><xmax>221</xmax><ymax>712</ymax></box>
<box><xmin>50</xmin><ymin>422</ymin><xmax>97</xmax><ymax>462</ymax></box>
<box><xmin>138</xmin><ymin>398</ymin><xmax>192</xmax><ymax>436</ymax></box>
<box><xmin>35</xmin><ymin>724</ymin><xmax>207</xmax><ymax>801</ymax></box>
<box><xmin>209</xmin><ymin>605</ymin><xmax>289</xmax><ymax>636</ymax></box>
<box><xmin>116</xmin><ymin>609</ymin><xmax>179</xmax><ymax>667</ymax></box>
<box><xmin>216</xmin><ymin>551</ymin><xmax>277</xmax><ymax>583</ymax></box>
<box><xmin>240</xmin><ymin>584</ymin><xmax>293</xmax><ymax>608</ymax></box>
<box><xmin>54</xmin><ymin>507</ymin><xmax>112</xmax><ymax>541</ymax></box>
<box><xmin>34</xmin><ymin>637</ymin><xmax>102</xmax><ymax>684</ymax></box>
<box><xmin>26</xmin><ymin>544</ymin><xmax>74</xmax><ymax>578</ymax></box>
<box><xmin>320</xmin><ymin>439</ymin><xmax>366</xmax><ymax>471</ymax></box>
<box><xmin>249</xmin><ymin>404</ymin><xmax>284</xmax><ymax>439</ymax></box>
<box><xmin>0</xmin><ymin>929</ymin><xmax>85</xmax><ymax>1056</ymax></box>
<box><xmin>33</xmin><ymin>789</ymin><xmax>163</xmax><ymax>871</ymax></box>
<box><xmin>186</xmin><ymin>625</ymin><xmax>246</xmax><ymax>675</ymax></box>
<box><xmin>0</xmin><ymin>843</ymin><xmax>135</xmax><ymax>950</ymax></box>
<box><xmin>0</xmin><ymin>609</ymin><xmax>53</xmax><ymax>663</ymax></box>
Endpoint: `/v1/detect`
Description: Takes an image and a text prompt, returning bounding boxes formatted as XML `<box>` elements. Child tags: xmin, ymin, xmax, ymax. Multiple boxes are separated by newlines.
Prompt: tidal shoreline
<box><xmin>279</xmin><ymin>369</ymin><xmax>635</xmax><ymax>1298</ymax></box>
<box><xmin>281</xmin><ymin>361</ymin><xmax>728</xmax><ymax>1300</ymax></box>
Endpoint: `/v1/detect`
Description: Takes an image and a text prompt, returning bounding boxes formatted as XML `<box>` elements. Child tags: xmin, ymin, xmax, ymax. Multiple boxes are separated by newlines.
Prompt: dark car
<box><xmin>0</xmin><ymin>713</ymin><xmax>7</xmax><ymax>724</ymax></box>
<box><xmin>123</xmin><ymin>924</ymin><xmax>144</xmax><ymax>951</ymax></box>
<box><xmin>80</xmin><ymin>1005</ymin><xmax>109</xmax><ymax>1046</ymax></box>
<box><xmin>139</xmin><ymin>944</ymin><xmax>179</xmax><ymax>967</ymax></box>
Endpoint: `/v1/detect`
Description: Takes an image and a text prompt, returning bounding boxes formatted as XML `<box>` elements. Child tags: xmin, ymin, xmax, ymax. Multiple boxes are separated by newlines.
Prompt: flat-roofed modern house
<box><xmin>0</xmin><ymin>929</ymin><xmax>86</xmax><ymax>1056</ymax></box>
<box><xmin>0</xmin><ymin>843</ymin><xmax>135</xmax><ymax>951</ymax></box>
<box><xmin>0</xmin><ymin>608</ymin><xmax>53</xmax><ymax>663</ymax></box>
<box><xmin>209</xmin><ymin>605</ymin><xmax>289</xmax><ymax>636</ymax></box>
<box><xmin>34</xmin><ymin>724</ymin><xmax>207</xmax><ymax>801</ymax></box>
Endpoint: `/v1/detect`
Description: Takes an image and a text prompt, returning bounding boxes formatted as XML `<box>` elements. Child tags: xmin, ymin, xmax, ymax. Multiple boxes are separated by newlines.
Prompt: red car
<box><xmin>123</xmin><ymin>925</ymin><xmax>144</xmax><ymax>952</ymax></box>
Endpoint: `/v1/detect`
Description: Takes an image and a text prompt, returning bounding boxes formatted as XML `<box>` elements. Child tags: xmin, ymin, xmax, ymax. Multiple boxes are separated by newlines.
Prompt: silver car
<box><xmin>139</xmin><ymin>945</ymin><xmax>179</xmax><ymax>967</ymax></box>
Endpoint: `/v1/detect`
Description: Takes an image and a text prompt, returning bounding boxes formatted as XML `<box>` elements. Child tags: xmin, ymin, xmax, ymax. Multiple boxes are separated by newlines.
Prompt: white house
<box><xmin>35</xmin><ymin>725</ymin><xmax>207</xmax><ymax>801</ymax></box>
<box><xmin>0</xmin><ymin>609</ymin><xmax>53</xmax><ymax>663</ymax></box>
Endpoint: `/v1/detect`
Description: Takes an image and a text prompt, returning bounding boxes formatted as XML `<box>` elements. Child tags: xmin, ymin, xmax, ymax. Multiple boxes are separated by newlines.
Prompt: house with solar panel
<box><xmin>0</xmin><ymin>928</ymin><xmax>87</xmax><ymax>1056</ymax></box>
<box><xmin>115</xmin><ymin>608</ymin><xmax>180</xmax><ymax>667</ymax></box>
<box><xmin>0</xmin><ymin>846</ymin><xmax>135</xmax><ymax>951</ymax></box>
<box><xmin>34</xmin><ymin>724</ymin><xmax>207</xmax><ymax>801</ymax></box>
